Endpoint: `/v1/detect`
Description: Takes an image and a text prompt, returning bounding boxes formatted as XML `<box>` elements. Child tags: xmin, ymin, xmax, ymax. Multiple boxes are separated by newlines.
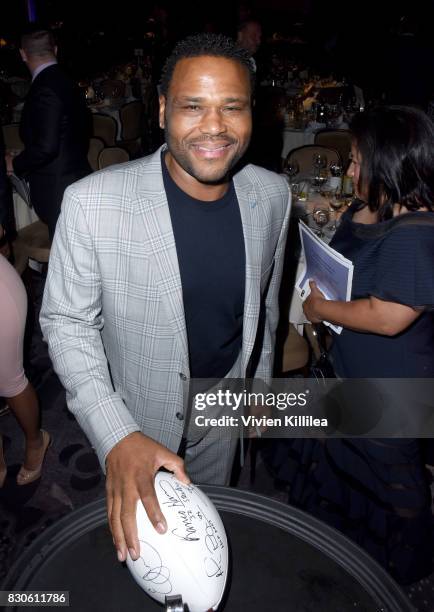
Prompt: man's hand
<box><xmin>5</xmin><ymin>152</ymin><xmax>15</xmax><ymax>175</ymax></box>
<box><xmin>302</xmin><ymin>280</ymin><xmax>326</xmax><ymax>324</ymax></box>
<box><xmin>105</xmin><ymin>431</ymin><xmax>190</xmax><ymax>563</ymax></box>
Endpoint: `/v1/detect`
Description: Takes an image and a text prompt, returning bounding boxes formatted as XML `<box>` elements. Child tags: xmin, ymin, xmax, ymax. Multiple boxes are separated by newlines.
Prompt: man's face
<box><xmin>241</xmin><ymin>22</ymin><xmax>262</xmax><ymax>54</ymax></box>
<box><xmin>159</xmin><ymin>56</ymin><xmax>252</xmax><ymax>190</ymax></box>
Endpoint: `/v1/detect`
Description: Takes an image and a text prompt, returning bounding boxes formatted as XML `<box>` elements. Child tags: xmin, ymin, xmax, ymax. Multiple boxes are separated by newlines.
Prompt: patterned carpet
<box><xmin>0</xmin><ymin>270</ymin><xmax>433</xmax><ymax>611</ymax></box>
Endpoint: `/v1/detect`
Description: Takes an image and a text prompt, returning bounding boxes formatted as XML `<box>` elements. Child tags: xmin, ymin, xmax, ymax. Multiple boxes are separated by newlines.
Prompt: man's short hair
<box><xmin>160</xmin><ymin>33</ymin><xmax>255</xmax><ymax>97</ymax></box>
<box><xmin>21</xmin><ymin>28</ymin><xmax>56</xmax><ymax>58</ymax></box>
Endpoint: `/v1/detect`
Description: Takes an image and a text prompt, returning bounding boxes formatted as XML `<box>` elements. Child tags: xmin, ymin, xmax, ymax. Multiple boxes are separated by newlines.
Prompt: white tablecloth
<box><xmin>281</xmin><ymin>129</ymin><xmax>315</xmax><ymax>159</ymax></box>
<box><xmin>13</xmin><ymin>192</ymin><xmax>39</xmax><ymax>230</ymax></box>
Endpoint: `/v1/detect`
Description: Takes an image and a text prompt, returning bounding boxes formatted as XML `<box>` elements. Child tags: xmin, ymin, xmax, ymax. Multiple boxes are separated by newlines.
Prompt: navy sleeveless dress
<box><xmin>269</xmin><ymin>206</ymin><xmax>434</xmax><ymax>585</ymax></box>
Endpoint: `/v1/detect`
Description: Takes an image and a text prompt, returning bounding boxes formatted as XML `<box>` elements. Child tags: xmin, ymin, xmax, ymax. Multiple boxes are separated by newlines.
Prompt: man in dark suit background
<box><xmin>5</xmin><ymin>28</ymin><xmax>92</xmax><ymax>240</ymax></box>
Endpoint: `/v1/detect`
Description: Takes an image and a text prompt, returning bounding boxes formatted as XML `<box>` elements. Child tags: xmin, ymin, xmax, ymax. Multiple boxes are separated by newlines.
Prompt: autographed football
<box><xmin>126</xmin><ymin>472</ymin><xmax>228</xmax><ymax>612</ymax></box>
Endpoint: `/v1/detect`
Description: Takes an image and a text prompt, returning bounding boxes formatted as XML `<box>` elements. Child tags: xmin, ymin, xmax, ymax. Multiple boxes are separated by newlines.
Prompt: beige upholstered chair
<box><xmin>118</xmin><ymin>101</ymin><xmax>143</xmax><ymax>157</ymax></box>
<box><xmin>314</xmin><ymin>129</ymin><xmax>352</xmax><ymax>169</ymax></box>
<box><xmin>98</xmin><ymin>146</ymin><xmax>130</xmax><ymax>170</ymax></box>
<box><xmin>281</xmin><ymin>324</ymin><xmax>310</xmax><ymax>373</ymax></box>
<box><xmin>14</xmin><ymin>221</ymin><xmax>51</xmax><ymax>264</ymax></box>
<box><xmin>87</xmin><ymin>137</ymin><xmax>105</xmax><ymax>171</ymax></box>
<box><xmin>284</xmin><ymin>144</ymin><xmax>341</xmax><ymax>175</ymax></box>
<box><xmin>92</xmin><ymin>114</ymin><xmax>117</xmax><ymax>146</ymax></box>
<box><xmin>2</xmin><ymin>124</ymin><xmax>24</xmax><ymax>152</ymax></box>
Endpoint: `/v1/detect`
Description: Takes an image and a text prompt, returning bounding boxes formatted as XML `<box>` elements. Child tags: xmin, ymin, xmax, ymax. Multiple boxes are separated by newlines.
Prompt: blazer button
<box><xmin>179</xmin><ymin>373</ymin><xmax>187</xmax><ymax>381</ymax></box>
<box><xmin>176</xmin><ymin>412</ymin><xmax>184</xmax><ymax>421</ymax></box>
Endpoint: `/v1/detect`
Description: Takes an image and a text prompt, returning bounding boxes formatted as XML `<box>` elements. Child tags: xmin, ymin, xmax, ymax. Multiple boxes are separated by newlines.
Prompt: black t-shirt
<box><xmin>162</xmin><ymin>153</ymin><xmax>245</xmax><ymax>378</ymax></box>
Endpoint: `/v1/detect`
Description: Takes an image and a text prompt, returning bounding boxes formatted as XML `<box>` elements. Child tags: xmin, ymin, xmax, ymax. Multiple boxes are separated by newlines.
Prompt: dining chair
<box><xmin>87</xmin><ymin>137</ymin><xmax>105</xmax><ymax>171</ymax></box>
<box><xmin>118</xmin><ymin>100</ymin><xmax>143</xmax><ymax>157</ymax></box>
<box><xmin>98</xmin><ymin>146</ymin><xmax>130</xmax><ymax>170</ymax></box>
<box><xmin>92</xmin><ymin>114</ymin><xmax>117</xmax><ymax>147</ymax></box>
<box><xmin>281</xmin><ymin>324</ymin><xmax>310</xmax><ymax>373</ymax></box>
<box><xmin>2</xmin><ymin>123</ymin><xmax>24</xmax><ymax>152</ymax></box>
<box><xmin>285</xmin><ymin>144</ymin><xmax>342</xmax><ymax>175</ymax></box>
<box><xmin>314</xmin><ymin>129</ymin><xmax>352</xmax><ymax>169</ymax></box>
<box><xmin>14</xmin><ymin>220</ymin><xmax>51</xmax><ymax>265</ymax></box>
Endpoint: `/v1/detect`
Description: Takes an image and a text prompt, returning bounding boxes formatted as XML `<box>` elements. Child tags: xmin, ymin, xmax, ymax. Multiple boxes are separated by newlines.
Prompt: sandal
<box><xmin>16</xmin><ymin>429</ymin><xmax>52</xmax><ymax>486</ymax></box>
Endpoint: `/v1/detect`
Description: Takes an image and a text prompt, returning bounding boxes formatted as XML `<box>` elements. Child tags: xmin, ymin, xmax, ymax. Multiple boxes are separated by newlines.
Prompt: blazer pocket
<box><xmin>260</xmin><ymin>259</ymin><xmax>275</xmax><ymax>293</ymax></box>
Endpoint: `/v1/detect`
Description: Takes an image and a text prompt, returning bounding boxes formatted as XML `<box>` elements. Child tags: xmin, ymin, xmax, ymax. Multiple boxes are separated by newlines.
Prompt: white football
<box><xmin>126</xmin><ymin>472</ymin><xmax>228</xmax><ymax>612</ymax></box>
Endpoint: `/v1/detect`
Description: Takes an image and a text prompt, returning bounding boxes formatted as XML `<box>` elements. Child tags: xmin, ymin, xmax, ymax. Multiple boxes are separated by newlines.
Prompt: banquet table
<box><xmin>89</xmin><ymin>96</ymin><xmax>137</xmax><ymax>139</ymax></box>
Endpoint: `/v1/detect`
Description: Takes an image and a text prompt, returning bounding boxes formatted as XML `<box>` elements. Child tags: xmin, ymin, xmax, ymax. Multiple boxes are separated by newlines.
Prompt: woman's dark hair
<box><xmin>160</xmin><ymin>33</ymin><xmax>255</xmax><ymax>97</ymax></box>
<box><xmin>350</xmin><ymin>106</ymin><xmax>434</xmax><ymax>220</ymax></box>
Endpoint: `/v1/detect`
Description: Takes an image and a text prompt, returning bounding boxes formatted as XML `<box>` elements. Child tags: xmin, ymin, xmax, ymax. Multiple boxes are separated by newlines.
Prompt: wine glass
<box><xmin>312</xmin><ymin>207</ymin><xmax>330</xmax><ymax>238</ymax></box>
<box><xmin>329</xmin><ymin>162</ymin><xmax>343</xmax><ymax>178</ymax></box>
<box><xmin>328</xmin><ymin>192</ymin><xmax>344</xmax><ymax>231</ymax></box>
<box><xmin>312</xmin><ymin>167</ymin><xmax>328</xmax><ymax>191</ymax></box>
<box><xmin>284</xmin><ymin>159</ymin><xmax>299</xmax><ymax>181</ymax></box>
<box><xmin>313</xmin><ymin>153</ymin><xmax>327</xmax><ymax>172</ymax></box>
<box><xmin>312</xmin><ymin>153</ymin><xmax>328</xmax><ymax>191</ymax></box>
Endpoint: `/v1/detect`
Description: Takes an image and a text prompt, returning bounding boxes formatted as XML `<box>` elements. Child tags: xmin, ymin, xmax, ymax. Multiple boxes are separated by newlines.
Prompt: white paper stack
<box><xmin>296</xmin><ymin>220</ymin><xmax>354</xmax><ymax>334</ymax></box>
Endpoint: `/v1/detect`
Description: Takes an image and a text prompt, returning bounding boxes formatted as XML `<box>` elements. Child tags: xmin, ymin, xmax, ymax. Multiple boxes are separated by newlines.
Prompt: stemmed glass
<box><xmin>284</xmin><ymin>159</ymin><xmax>300</xmax><ymax>196</ymax></box>
<box><xmin>284</xmin><ymin>159</ymin><xmax>299</xmax><ymax>180</ymax></box>
<box><xmin>312</xmin><ymin>207</ymin><xmax>330</xmax><ymax>238</ymax></box>
<box><xmin>328</xmin><ymin>192</ymin><xmax>344</xmax><ymax>231</ymax></box>
<box><xmin>312</xmin><ymin>153</ymin><xmax>328</xmax><ymax>191</ymax></box>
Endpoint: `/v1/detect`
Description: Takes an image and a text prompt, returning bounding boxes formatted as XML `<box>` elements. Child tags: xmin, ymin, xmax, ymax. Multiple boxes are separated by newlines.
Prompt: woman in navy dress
<box><xmin>285</xmin><ymin>106</ymin><xmax>434</xmax><ymax>585</ymax></box>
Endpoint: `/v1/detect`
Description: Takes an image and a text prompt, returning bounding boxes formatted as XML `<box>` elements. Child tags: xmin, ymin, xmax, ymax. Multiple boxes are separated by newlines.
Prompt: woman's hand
<box><xmin>303</xmin><ymin>280</ymin><xmax>326</xmax><ymax>323</ymax></box>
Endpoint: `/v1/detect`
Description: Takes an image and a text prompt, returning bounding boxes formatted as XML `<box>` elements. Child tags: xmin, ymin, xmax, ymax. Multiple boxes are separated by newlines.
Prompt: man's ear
<box><xmin>54</xmin><ymin>45</ymin><xmax>58</xmax><ymax>57</ymax></box>
<box><xmin>19</xmin><ymin>48</ymin><xmax>27</xmax><ymax>63</ymax></box>
<box><xmin>158</xmin><ymin>95</ymin><xmax>166</xmax><ymax>130</ymax></box>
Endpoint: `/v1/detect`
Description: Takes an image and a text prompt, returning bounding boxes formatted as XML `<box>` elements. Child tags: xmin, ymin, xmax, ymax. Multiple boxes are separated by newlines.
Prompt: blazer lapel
<box><xmin>133</xmin><ymin>148</ymin><xmax>189</xmax><ymax>370</ymax></box>
<box><xmin>234</xmin><ymin>170</ymin><xmax>264</xmax><ymax>373</ymax></box>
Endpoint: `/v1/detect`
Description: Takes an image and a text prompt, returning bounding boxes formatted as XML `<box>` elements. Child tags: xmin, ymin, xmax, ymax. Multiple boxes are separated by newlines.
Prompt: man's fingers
<box><xmin>138</xmin><ymin>480</ymin><xmax>167</xmax><ymax>534</ymax></box>
<box><xmin>120</xmin><ymin>494</ymin><xmax>140</xmax><ymax>560</ymax></box>
<box><xmin>106</xmin><ymin>483</ymin><xmax>114</xmax><ymax>542</ymax></box>
<box><xmin>164</xmin><ymin>455</ymin><xmax>191</xmax><ymax>485</ymax></box>
<box><xmin>110</xmin><ymin>496</ymin><xmax>128</xmax><ymax>562</ymax></box>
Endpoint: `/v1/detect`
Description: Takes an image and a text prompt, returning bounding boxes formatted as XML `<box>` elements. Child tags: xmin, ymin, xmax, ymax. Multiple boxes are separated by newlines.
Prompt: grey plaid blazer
<box><xmin>40</xmin><ymin>146</ymin><xmax>291</xmax><ymax>468</ymax></box>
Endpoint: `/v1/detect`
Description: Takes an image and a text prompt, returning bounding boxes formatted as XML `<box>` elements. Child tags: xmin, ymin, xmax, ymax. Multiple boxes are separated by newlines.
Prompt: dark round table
<box><xmin>2</xmin><ymin>487</ymin><xmax>414</xmax><ymax>611</ymax></box>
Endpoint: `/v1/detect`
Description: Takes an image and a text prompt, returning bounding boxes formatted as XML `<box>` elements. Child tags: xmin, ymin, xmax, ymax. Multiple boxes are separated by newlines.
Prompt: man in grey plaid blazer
<box><xmin>40</xmin><ymin>34</ymin><xmax>290</xmax><ymax>564</ymax></box>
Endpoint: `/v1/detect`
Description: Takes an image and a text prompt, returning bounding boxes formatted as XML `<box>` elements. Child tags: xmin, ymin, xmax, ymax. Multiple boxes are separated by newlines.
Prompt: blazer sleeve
<box><xmin>39</xmin><ymin>186</ymin><xmax>141</xmax><ymax>470</ymax></box>
<box><xmin>251</xmin><ymin>182</ymin><xmax>291</xmax><ymax>384</ymax></box>
<box><xmin>13</xmin><ymin>86</ymin><xmax>63</xmax><ymax>177</ymax></box>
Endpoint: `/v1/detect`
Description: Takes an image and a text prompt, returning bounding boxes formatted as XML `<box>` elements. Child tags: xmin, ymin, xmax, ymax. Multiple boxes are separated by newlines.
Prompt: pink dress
<box><xmin>0</xmin><ymin>254</ymin><xmax>28</xmax><ymax>397</ymax></box>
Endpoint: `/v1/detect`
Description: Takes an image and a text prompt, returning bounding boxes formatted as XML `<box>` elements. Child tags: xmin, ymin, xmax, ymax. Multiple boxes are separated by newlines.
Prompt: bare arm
<box><xmin>303</xmin><ymin>281</ymin><xmax>421</xmax><ymax>336</ymax></box>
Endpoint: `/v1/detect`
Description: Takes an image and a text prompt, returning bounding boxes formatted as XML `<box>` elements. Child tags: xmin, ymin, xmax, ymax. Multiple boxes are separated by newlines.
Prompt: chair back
<box><xmin>98</xmin><ymin>146</ymin><xmax>130</xmax><ymax>169</ymax></box>
<box><xmin>119</xmin><ymin>100</ymin><xmax>143</xmax><ymax>140</ymax></box>
<box><xmin>99</xmin><ymin>79</ymin><xmax>126</xmax><ymax>99</ymax></box>
<box><xmin>314</xmin><ymin>129</ymin><xmax>352</xmax><ymax>168</ymax></box>
<box><xmin>14</xmin><ymin>220</ymin><xmax>50</xmax><ymax>263</ymax></box>
<box><xmin>2</xmin><ymin>123</ymin><xmax>24</xmax><ymax>152</ymax></box>
<box><xmin>285</xmin><ymin>144</ymin><xmax>341</xmax><ymax>175</ymax></box>
<box><xmin>92</xmin><ymin>113</ymin><xmax>117</xmax><ymax>146</ymax></box>
<box><xmin>87</xmin><ymin>137</ymin><xmax>105</xmax><ymax>171</ymax></box>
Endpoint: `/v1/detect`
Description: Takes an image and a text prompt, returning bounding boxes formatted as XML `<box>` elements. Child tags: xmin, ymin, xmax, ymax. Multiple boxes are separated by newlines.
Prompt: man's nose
<box><xmin>199</xmin><ymin>108</ymin><xmax>227</xmax><ymax>135</ymax></box>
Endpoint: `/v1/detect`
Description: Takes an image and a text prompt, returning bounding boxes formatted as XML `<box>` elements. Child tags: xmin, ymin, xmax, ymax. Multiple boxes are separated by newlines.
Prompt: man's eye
<box><xmin>185</xmin><ymin>105</ymin><xmax>201</xmax><ymax>111</ymax></box>
<box><xmin>225</xmin><ymin>106</ymin><xmax>241</xmax><ymax>112</ymax></box>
